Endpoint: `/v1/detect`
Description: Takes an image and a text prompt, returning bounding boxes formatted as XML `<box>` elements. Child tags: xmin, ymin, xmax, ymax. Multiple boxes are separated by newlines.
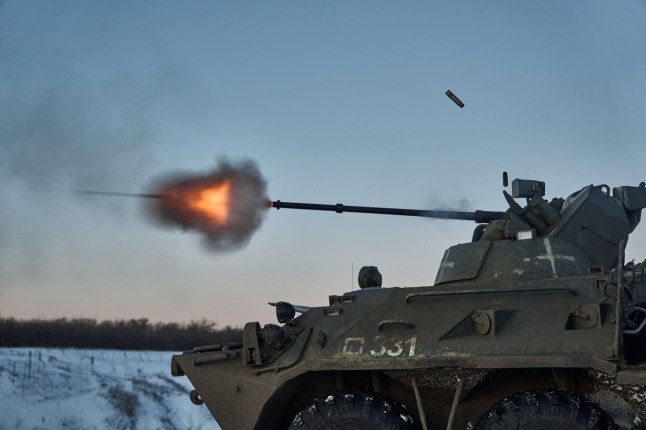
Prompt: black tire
<box><xmin>475</xmin><ymin>389</ymin><xmax>617</xmax><ymax>430</ymax></box>
<box><xmin>287</xmin><ymin>391</ymin><xmax>416</xmax><ymax>430</ymax></box>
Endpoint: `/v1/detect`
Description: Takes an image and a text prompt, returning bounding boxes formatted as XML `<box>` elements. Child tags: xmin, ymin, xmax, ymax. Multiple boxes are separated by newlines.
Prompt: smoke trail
<box><xmin>424</xmin><ymin>192</ymin><xmax>472</xmax><ymax>214</ymax></box>
<box><xmin>148</xmin><ymin>159</ymin><xmax>269</xmax><ymax>252</ymax></box>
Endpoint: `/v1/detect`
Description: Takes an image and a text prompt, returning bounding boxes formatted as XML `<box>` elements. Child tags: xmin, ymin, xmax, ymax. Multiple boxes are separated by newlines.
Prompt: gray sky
<box><xmin>1</xmin><ymin>1</ymin><xmax>646</xmax><ymax>327</ymax></box>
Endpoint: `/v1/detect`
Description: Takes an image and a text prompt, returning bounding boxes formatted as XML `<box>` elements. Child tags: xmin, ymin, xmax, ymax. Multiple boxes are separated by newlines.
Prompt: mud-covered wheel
<box><xmin>475</xmin><ymin>389</ymin><xmax>617</xmax><ymax>430</ymax></box>
<box><xmin>287</xmin><ymin>391</ymin><xmax>415</xmax><ymax>429</ymax></box>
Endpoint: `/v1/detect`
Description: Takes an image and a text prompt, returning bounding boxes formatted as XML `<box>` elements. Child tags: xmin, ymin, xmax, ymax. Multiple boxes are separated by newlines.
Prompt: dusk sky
<box><xmin>1</xmin><ymin>1</ymin><xmax>646</xmax><ymax>328</ymax></box>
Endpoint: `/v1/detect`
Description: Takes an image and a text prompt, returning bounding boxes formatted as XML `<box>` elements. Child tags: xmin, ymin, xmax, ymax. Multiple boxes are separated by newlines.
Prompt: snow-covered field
<box><xmin>0</xmin><ymin>348</ymin><xmax>220</xmax><ymax>430</ymax></box>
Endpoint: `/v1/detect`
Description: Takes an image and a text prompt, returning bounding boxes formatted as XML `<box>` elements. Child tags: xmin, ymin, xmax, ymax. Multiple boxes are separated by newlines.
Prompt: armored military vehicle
<box><xmin>171</xmin><ymin>176</ymin><xmax>646</xmax><ymax>429</ymax></box>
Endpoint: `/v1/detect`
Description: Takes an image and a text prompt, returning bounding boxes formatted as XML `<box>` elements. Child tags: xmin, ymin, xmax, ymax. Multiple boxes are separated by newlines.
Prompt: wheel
<box><xmin>287</xmin><ymin>391</ymin><xmax>415</xmax><ymax>430</ymax></box>
<box><xmin>475</xmin><ymin>389</ymin><xmax>617</xmax><ymax>430</ymax></box>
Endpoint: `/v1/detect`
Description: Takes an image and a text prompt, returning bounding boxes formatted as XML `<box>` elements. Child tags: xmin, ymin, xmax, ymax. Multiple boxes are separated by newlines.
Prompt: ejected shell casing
<box><xmin>445</xmin><ymin>90</ymin><xmax>464</xmax><ymax>108</ymax></box>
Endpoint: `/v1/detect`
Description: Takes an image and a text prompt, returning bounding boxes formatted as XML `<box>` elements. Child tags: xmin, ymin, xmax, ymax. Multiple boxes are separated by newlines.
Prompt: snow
<box><xmin>0</xmin><ymin>348</ymin><xmax>220</xmax><ymax>430</ymax></box>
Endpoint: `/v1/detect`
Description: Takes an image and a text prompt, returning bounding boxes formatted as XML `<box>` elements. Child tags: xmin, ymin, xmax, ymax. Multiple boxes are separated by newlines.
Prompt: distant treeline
<box><xmin>0</xmin><ymin>316</ymin><xmax>242</xmax><ymax>351</ymax></box>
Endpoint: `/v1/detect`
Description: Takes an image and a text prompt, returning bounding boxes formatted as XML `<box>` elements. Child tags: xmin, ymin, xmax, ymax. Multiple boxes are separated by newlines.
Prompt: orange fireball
<box><xmin>149</xmin><ymin>159</ymin><xmax>268</xmax><ymax>251</ymax></box>
<box><xmin>185</xmin><ymin>181</ymin><xmax>231</xmax><ymax>226</ymax></box>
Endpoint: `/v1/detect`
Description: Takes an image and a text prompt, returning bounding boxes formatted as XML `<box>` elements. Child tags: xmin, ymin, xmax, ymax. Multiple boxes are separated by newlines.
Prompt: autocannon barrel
<box><xmin>269</xmin><ymin>200</ymin><xmax>504</xmax><ymax>224</ymax></box>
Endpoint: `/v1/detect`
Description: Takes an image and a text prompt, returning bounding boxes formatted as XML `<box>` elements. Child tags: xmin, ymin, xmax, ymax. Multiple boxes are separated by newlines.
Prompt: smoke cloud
<box><xmin>424</xmin><ymin>193</ymin><xmax>472</xmax><ymax>213</ymax></box>
<box><xmin>148</xmin><ymin>159</ymin><xmax>269</xmax><ymax>252</ymax></box>
<box><xmin>0</xmin><ymin>51</ymin><xmax>213</xmax><ymax>283</ymax></box>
